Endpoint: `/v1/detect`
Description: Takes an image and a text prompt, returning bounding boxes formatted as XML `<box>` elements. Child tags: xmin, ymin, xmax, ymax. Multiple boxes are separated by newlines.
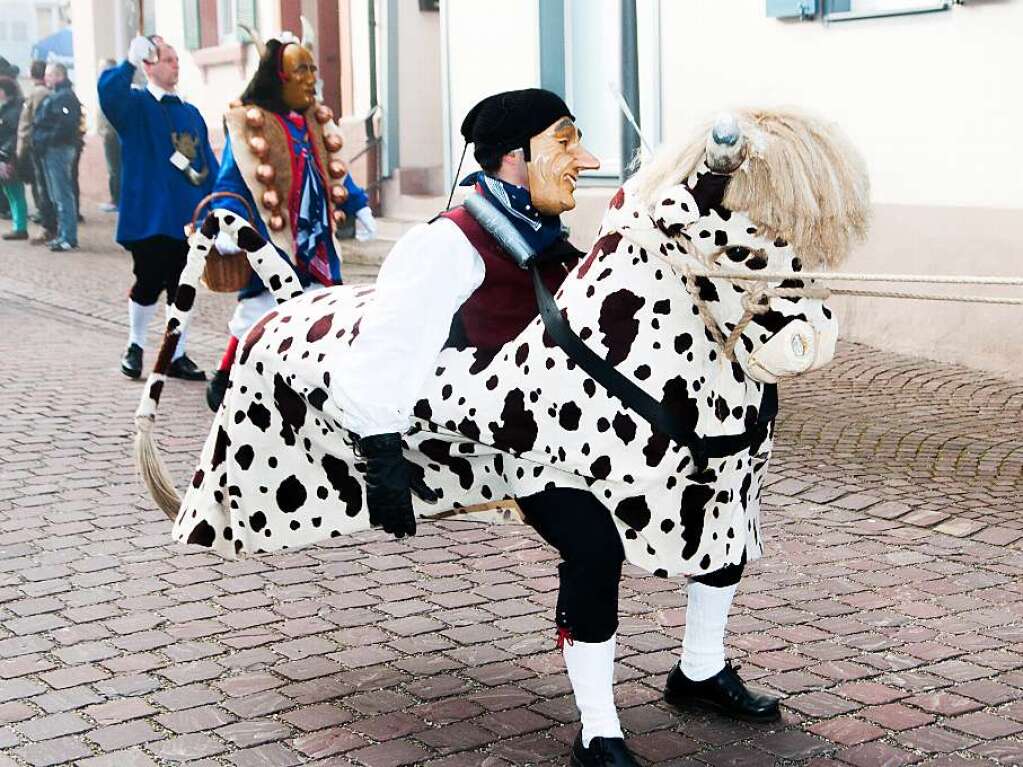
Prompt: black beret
<box><xmin>460</xmin><ymin>88</ymin><xmax>574</xmax><ymax>160</ymax></box>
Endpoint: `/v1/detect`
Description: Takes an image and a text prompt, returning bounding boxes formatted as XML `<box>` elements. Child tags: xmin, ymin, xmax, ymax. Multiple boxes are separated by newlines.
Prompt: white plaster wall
<box><xmin>657</xmin><ymin>0</ymin><xmax>1023</xmax><ymax>378</ymax></box>
<box><xmin>658</xmin><ymin>0</ymin><xmax>1022</xmax><ymax>210</ymax></box>
<box><xmin>396</xmin><ymin>1</ymin><xmax>441</xmax><ymax>170</ymax></box>
<box><xmin>348</xmin><ymin>0</ymin><xmax>372</xmax><ymax>117</ymax></box>
<box><xmin>71</xmin><ymin>0</ymin><xmax>137</xmax><ymax>132</ymax></box>
<box><xmin>442</xmin><ymin>0</ymin><xmax>540</xmax><ymax>181</ymax></box>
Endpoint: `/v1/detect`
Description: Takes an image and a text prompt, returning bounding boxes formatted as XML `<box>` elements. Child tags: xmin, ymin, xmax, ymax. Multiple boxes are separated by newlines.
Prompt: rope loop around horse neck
<box><xmin>682</xmin><ymin>265</ymin><xmax>832</xmax><ymax>363</ymax></box>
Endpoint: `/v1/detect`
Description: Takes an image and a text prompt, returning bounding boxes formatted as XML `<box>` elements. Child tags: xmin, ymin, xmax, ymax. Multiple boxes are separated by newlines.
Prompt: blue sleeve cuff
<box><xmin>340</xmin><ymin>173</ymin><xmax>369</xmax><ymax>214</ymax></box>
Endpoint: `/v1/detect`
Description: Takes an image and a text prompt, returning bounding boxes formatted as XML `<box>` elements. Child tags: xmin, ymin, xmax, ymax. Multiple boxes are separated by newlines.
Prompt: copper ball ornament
<box><xmin>261</xmin><ymin>189</ymin><xmax>280</xmax><ymax>209</ymax></box>
<box><xmin>245</xmin><ymin>107</ymin><xmax>265</xmax><ymax>129</ymax></box>
<box><xmin>269</xmin><ymin>214</ymin><xmax>286</xmax><ymax>232</ymax></box>
<box><xmin>327</xmin><ymin>159</ymin><xmax>347</xmax><ymax>179</ymax></box>
<box><xmin>255</xmin><ymin>164</ymin><xmax>276</xmax><ymax>184</ymax></box>
<box><xmin>248</xmin><ymin>135</ymin><xmax>269</xmax><ymax>159</ymax></box>
<box><xmin>315</xmin><ymin>105</ymin><xmax>334</xmax><ymax>124</ymax></box>
<box><xmin>324</xmin><ymin>134</ymin><xmax>343</xmax><ymax>153</ymax></box>
<box><xmin>330</xmin><ymin>185</ymin><xmax>349</xmax><ymax>205</ymax></box>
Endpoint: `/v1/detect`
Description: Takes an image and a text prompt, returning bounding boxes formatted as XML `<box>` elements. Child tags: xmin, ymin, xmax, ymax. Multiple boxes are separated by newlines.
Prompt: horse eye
<box><xmin>725</xmin><ymin>246</ymin><xmax>750</xmax><ymax>262</ymax></box>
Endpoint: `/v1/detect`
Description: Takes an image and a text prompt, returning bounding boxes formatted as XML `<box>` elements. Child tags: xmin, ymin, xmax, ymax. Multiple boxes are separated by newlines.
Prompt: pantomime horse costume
<box><xmin>136</xmin><ymin>94</ymin><xmax>869</xmax><ymax>766</ymax></box>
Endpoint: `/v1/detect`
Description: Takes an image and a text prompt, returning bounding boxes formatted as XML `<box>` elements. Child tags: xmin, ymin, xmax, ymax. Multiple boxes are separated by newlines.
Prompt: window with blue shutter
<box><xmin>766</xmin><ymin>0</ymin><xmax>817</xmax><ymax>18</ymax></box>
<box><xmin>235</xmin><ymin>0</ymin><xmax>258</xmax><ymax>44</ymax></box>
<box><xmin>766</xmin><ymin>0</ymin><xmax>852</xmax><ymax>18</ymax></box>
<box><xmin>183</xmin><ymin>0</ymin><xmax>201</xmax><ymax>50</ymax></box>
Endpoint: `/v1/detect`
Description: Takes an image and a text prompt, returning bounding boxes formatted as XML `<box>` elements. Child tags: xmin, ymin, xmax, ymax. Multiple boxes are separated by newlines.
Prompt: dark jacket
<box><xmin>31</xmin><ymin>80</ymin><xmax>81</xmax><ymax>151</ymax></box>
<box><xmin>0</xmin><ymin>96</ymin><xmax>23</xmax><ymax>163</ymax></box>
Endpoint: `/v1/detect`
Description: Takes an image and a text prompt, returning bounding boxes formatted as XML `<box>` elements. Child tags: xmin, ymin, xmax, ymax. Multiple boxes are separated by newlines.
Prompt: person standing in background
<box><xmin>96</xmin><ymin>58</ymin><xmax>121</xmax><ymax>214</ymax></box>
<box><xmin>99</xmin><ymin>35</ymin><xmax>217</xmax><ymax>381</ymax></box>
<box><xmin>17</xmin><ymin>60</ymin><xmax>55</xmax><ymax>243</ymax></box>
<box><xmin>0</xmin><ymin>77</ymin><xmax>27</xmax><ymax>240</ymax></box>
<box><xmin>31</xmin><ymin>63</ymin><xmax>80</xmax><ymax>252</ymax></box>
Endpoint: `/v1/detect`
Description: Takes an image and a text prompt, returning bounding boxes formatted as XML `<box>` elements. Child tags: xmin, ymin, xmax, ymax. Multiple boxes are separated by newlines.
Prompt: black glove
<box><xmin>358</xmin><ymin>433</ymin><xmax>438</xmax><ymax>539</ymax></box>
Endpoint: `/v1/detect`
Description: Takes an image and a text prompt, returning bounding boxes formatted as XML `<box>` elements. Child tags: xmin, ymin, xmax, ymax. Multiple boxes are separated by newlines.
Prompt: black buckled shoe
<box><xmin>205</xmin><ymin>369</ymin><xmax>230</xmax><ymax>412</ymax></box>
<box><xmin>664</xmin><ymin>660</ymin><xmax>780</xmax><ymax>723</ymax></box>
<box><xmin>571</xmin><ymin>732</ymin><xmax>640</xmax><ymax>767</ymax></box>
<box><xmin>167</xmin><ymin>354</ymin><xmax>207</xmax><ymax>382</ymax></box>
<box><xmin>120</xmin><ymin>343</ymin><xmax>143</xmax><ymax>379</ymax></box>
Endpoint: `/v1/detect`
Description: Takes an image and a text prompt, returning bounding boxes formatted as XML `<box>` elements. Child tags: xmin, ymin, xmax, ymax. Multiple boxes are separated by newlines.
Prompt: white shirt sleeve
<box><xmin>333</xmin><ymin>217</ymin><xmax>485</xmax><ymax>437</ymax></box>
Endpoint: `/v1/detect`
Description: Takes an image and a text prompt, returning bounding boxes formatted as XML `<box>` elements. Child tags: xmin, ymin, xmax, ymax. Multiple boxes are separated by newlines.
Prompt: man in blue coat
<box><xmin>99</xmin><ymin>35</ymin><xmax>217</xmax><ymax>381</ymax></box>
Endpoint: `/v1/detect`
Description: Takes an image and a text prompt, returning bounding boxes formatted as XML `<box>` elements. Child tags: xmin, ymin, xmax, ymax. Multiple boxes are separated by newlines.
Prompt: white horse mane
<box><xmin>629</xmin><ymin>108</ymin><xmax>871</xmax><ymax>269</ymax></box>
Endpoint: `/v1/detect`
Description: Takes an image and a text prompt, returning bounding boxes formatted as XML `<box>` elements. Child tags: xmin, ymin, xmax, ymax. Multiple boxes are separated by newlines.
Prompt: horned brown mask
<box><xmin>281</xmin><ymin>44</ymin><xmax>317</xmax><ymax>112</ymax></box>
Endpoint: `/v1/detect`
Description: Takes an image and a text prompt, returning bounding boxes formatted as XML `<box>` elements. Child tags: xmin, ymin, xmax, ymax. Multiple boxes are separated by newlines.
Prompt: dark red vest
<box><xmin>441</xmin><ymin>207</ymin><xmax>578</xmax><ymax>350</ymax></box>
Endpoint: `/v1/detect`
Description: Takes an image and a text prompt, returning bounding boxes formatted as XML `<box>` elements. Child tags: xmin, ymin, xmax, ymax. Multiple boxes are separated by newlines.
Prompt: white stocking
<box><xmin>563</xmin><ymin>636</ymin><xmax>623</xmax><ymax>747</ymax></box>
<box><xmin>681</xmin><ymin>581</ymin><xmax>737</xmax><ymax>682</ymax></box>
<box><xmin>128</xmin><ymin>300</ymin><xmax>158</xmax><ymax>349</ymax></box>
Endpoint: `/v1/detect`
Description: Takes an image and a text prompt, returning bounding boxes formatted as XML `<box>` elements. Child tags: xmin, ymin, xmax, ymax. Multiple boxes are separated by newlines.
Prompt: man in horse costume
<box><xmin>203</xmin><ymin>26</ymin><xmax>376</xmax><ymax>413</ymax></box>
<box><xmin>136</xmin><ymin>92</ymin><xmax>869</xmax><ymax>766</ymax></box>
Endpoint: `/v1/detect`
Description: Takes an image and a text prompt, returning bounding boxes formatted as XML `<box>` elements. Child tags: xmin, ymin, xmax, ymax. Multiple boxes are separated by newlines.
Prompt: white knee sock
<box><xmin>681</xmin><ymin>581</ymin><xmax>738</xmax><ymax>682</ymax></box>
<box><xmin>563</xmin><ymin>636</ymin><xmax>623</xmax><ymax>747</ymax></box>
<box><xmin>128</xmin><ymin>300</ymin><xmax>158</xmax><ymax>349</ymax></box>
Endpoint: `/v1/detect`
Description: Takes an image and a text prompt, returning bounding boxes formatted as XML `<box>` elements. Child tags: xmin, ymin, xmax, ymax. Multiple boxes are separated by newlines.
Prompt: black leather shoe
<box><xmin>571</xmin><ymin>732</ymin><xmax>640</xmax><ymax>766</ymax></box>
<box><xmin>206</xmin><ymin>369</ymin><xmax>230</xmax><ymax>411</ymax></box>
<box><xmin>120</xmin><ymin>343</ymin><xmax>143</xmax><ymax>379</ymax></box>
<box><xmin>665</xmin><ymin>660</ymin><xmax>780</xmax><ymax>723</ymax></box>
<box><xmin>167</xmin><ymin>354</ymin><xmax>207</xmax><ymax>381</ymax></box>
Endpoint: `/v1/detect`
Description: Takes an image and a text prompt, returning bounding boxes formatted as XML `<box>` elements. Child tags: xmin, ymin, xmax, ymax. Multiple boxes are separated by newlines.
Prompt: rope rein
<box><xmin>683</xmin><ymin>266</ymin><xmax>1023</xmax><ymax>306</ymax></box>
<box><xmin>657</xmin><ymin>242</ymin><xmax>1023</xmax><ymax>362</ymax></box>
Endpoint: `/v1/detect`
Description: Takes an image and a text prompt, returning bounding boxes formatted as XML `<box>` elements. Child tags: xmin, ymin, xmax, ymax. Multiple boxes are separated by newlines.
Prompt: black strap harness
<box><xmin>461</xmin><ymin>193</ymin><xmax>777</xmax><ymax>471</ymax></box>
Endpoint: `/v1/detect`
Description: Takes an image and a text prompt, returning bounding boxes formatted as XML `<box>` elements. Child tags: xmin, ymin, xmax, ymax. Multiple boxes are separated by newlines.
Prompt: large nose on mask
<box><xmin>575</xmin><ymin>144</ymin><xmax>600</xmax><ymax>172</ymax></box>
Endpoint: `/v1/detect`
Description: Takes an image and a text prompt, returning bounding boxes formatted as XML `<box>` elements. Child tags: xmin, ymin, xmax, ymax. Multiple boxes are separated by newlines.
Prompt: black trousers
<box><xmin>128</xmin><ymin>236</ymin><xmax>189</xmax><ymax>306</ymax></box>
<box><xmin>519</xmin><ymin>487</ymin><xmax>745</xmax><ymax>643</ymax></box>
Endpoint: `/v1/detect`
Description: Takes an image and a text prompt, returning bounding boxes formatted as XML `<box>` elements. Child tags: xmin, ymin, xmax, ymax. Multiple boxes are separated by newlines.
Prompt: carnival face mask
<box><xmin>281</xmin><ymin>44</ymin><xmax>318</xmax><ymax>112</ymax></box>
<box><xmin>526</xmin><ymin>118</ymin><xmax>600</xmax><ymax>215</ymax></box>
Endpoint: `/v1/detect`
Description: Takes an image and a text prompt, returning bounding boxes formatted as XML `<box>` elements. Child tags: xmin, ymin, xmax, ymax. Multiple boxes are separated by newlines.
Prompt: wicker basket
<box><xmin>191</xmin><ymin>192</ymin><xmax>257</xmax><ymax>293</ymax></box>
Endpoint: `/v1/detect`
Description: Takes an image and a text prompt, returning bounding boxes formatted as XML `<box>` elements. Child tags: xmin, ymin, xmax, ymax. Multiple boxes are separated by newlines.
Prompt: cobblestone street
<box><xmin>1</xmin><ymin>215</ymin><xmax>1022</xmax><ymax>766</ymax></box>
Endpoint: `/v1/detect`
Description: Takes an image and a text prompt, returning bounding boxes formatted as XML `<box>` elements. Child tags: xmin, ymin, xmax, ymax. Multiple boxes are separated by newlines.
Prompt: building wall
<box><xmin>658</xmin><ymin>0</ymin><xmax>1021</xmax><ymax>210</ymax></box>
<box><xmin>70</xmin><ymin>0</ymin><xmax>136</xmax><ymax>132</ymax></box>
<box><xmin>652</xmin><ymin>0</ymin><xmax>1023</xmax><ymax>378</ymax></box>
<box><xmin>0</xmin><ymin>1</ymin><xmax>42</xmax><ymax>75</ymax></box>
<box><xmin>441</xmin><ymin>0</ymin><xmax>540</xmax><ymax>182</ymax></box>
<box><xmin>394</xmin><ymin>0</ymin><xmax>442</xmax><ymax>194</ymax></box>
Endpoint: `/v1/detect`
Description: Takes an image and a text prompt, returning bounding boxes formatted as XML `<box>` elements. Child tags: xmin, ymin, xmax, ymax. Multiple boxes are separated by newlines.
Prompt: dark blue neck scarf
<box><xmin>459</xmin><ymin>171</ymin><xmax>563</xmax><ymax>255</ymax></box>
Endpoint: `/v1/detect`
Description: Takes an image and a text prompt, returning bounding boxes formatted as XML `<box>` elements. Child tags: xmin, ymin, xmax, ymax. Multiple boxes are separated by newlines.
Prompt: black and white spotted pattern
<box><xmin>171</xmin><ymin>170</ymin><xmax>837</xmax><ymax>577</ymax></box>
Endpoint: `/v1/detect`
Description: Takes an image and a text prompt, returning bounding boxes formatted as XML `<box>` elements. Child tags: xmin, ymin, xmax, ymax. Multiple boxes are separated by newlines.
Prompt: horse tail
<box><xmin>134</xmin><ymin>211</ymin><xmax>307</xmax><ymax>520</ymax></box>
<box><xmin>135</xmin><ymin>416</ymin><xmax>182</xmax><ymax>519</ymax></box>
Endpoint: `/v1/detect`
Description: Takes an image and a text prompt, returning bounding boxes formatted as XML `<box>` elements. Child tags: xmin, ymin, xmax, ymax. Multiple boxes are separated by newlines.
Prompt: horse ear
<box><xmin>705</xmin><ymin>114</ymin><xmax>745</xmax><ymax>173</ymax></box>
